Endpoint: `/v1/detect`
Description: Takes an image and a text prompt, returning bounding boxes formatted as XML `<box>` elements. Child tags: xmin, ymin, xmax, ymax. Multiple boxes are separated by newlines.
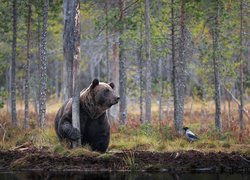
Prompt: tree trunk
<box><xmin>158</xmin><ymin>58</ymin><xmax>163</xmax><ymax>122</ymax></box>
<box><xmin>24</xmin><ymin>1</ymin><xmax>32</xmax><ymax>129</ymax></box>
<box><xmin>11</xmin><ymin>0</ymin><xmax>18</xmax><ymax>127</ymax></box>
<box><xmin>239</xmin><ymin>0</ymin><xmax>244</xmax><ymax>131</ymax></box>
<box><xmin>175</xmin><ymin>0</ymin><xmax>187</xmax><ymax>135</ymax></box>
<box><xmin>72</xmin><ymin>0</ymin><xmax>81</xmax><ymax>148</ymax></box>
<box><xmin>145</xmin><ymin>0</ymin><xmax>152</xmax><ymax>123</ymax></box>
<box><xmin>119</xmin><ymin>0</ymin><xmax>127</xmax><ymax>125</ymax></box>
<box><xmin>63</xmin><ymin>0</ymin><xmax>74</xmax><ymax>101</ymax></box>
<box><xmin>34</xmin><ymin>3</ymin><xmax>41</xmax><ymax>115</ymax></box>
<box><xmin>38</xmin><ymin>0</ymin><xmax>49</xmax><ymax>128</ymax></box>
<box><xmin>105</xmin><ymin>0</ymin><xmax>110</xmax><ymax>82</ymax></box>
<box><xmin>137</xmin><ymin>21</ymin><xmax>144</xmax><ymax>124</ymax></box>
<box><xmin>109</xmin><ymin>35</ymin><xmax>119</xmax><ymax>122</ymax></box>
<box><xmin>171</xmin><ymin>0</ymin><xmax>176</xmax><ymax>129</ymax></box>
<box><xmin>55</xmin><ymin>60</ymin><xmax>60</xmax><ymax>99</ymax></box>
<box><xmin>158</xmin><ymin>0</ymin><xmax>163</xmax><ymax>122</ymax></box>
<box><xmin>212</xmin><ymin>2</ymin><xmax>222</xmax><ymax>133</ymax></box>
<box><xmin>173</xmin><ymin>0</ymin><xmax>186</xmax><ymax>135</ymax></box>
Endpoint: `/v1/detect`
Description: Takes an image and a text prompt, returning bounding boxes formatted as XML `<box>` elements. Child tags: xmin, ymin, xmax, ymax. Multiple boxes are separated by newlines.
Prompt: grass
<box><xmin>0</xmin><ymin>99</ymin><xmax>249</xmax><ymax>155</ymax></box>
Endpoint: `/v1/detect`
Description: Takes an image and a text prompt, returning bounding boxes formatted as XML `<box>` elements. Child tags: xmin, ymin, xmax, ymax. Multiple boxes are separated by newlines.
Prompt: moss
<box><xmin>97</xmin><ymin>153</ymin><xmax>114</xmax><ymax>159</ymax></box>
<box><xmin>68</xmin><ymin>147</ymin><xmax>100</xmax><ymax>157</ymax></box>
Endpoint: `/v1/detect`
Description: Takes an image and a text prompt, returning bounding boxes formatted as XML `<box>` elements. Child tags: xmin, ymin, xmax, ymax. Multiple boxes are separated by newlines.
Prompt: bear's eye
<box><xmin>104</xmin><ymin>89</ymin><xmax>110</xmax><ymax>95</ymax></box>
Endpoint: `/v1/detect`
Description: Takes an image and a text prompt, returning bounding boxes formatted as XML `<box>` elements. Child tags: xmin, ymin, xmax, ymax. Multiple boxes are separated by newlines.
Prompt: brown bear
<box><xmin>54</xmin><ymin>79</ymin><xmax>119</xmax><ymax>152</ymax></box>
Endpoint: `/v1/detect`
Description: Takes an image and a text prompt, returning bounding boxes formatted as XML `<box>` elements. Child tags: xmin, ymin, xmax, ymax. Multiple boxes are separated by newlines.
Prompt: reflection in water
<box><xmin>0</xmin><ymin>171</ymin><xmax>249</xmax><ymax>180</ymax></box>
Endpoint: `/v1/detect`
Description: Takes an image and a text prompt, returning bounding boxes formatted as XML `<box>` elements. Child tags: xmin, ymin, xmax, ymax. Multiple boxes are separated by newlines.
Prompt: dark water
<box><xmin>0</xmin><ymin>171</ymin><xmax>249</xmax><ymax>180</ymax></box>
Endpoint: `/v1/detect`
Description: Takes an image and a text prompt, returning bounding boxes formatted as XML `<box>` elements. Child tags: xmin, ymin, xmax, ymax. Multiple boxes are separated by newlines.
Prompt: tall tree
<box><xmin>24</xmin><ymin>0</ymin><xmax>32</xmax><ymax>129</ymax></box>
<box><xmin>158</xmin><ymin>0</ymin><xmax>163</xmax><ymax>122</ymax></box>
<box><xmin>11</xmin><ymin>0</ymin><xmax>18</xmax><ymax>127</ymax></box>
<box><xmin>211</xmin><ymin>1</ymin><xmax>222</xmax><ymax>133</ymax></box>
<box><xmin>119</xmin><ymin>0</ymin><xmax>127</xmax><ymax>125</ymax></box>
<box><xmin>71</xmin><ymin>0</ymin><xmax>81</xmax><ymax>148</ymax></box>
<box><xmin>38</xmin><ymin>0</ymin><xmax>49</xmax><ymax>128</ymax></box>
<box><xmin>62</xmin><ymin>0</ymin><xmax>74</xmax><ymax>101</ymax></box>
<box><xmin>239</xmin><ymin>0</ymin><xmax>244</xmax><ymax>131</ymax></box>
<box><xmin>105</xmin><ymin>0</ymin><xmax>110</xmax><ymax>82</ymax></box>
<box><xmin>145</xmin><ymin>0</ymin><xmax>152</xmax><ymax>123</ymax></box>
<box><xmin>138</xmin><ymin>11</ymin><xmax>144</xmax><ymax>124</ymax></box>
<box><xmin>177</xmin><ymin>0</ymin><xmax>187</xmax><ymax>134</ymax></box>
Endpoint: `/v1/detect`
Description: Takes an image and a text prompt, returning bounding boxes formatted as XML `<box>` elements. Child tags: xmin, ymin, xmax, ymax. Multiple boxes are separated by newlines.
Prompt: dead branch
<box><xmin>222</xmin><ymin>84</ymin><xmax>250</xmax><ymax>121</ymax></box>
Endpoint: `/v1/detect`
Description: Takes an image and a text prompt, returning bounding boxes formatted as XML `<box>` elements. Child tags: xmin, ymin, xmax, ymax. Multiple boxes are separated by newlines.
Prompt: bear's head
<box><xmin>90</xmin><ymin>79</ymin><xmax>120</xmax><ymax>110</ymax></box>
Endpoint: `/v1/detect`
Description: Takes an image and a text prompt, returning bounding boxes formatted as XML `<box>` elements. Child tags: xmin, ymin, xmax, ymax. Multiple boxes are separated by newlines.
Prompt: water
<box><xmin>0</xmin><ymin>171</ymin><xmax>249</xmax><ymax>180</ymax></box>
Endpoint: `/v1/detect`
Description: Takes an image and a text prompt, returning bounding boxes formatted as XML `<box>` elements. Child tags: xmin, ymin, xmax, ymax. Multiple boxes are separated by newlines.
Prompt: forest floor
<box><xmin>0</xmin><ymin>142</ymin><xmax>249</xmax><ymax>173</ymax></box>
<box><xmin>0</xmin><ymin>100</ymin><xmax>250</xmax><ymax>173</ymax></box>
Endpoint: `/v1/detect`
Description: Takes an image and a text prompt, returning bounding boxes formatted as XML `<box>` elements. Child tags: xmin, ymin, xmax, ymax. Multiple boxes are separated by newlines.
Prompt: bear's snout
<box><xmin>114</xmin><ymin>96</ymin><xmax>120</xmax><ymax>104</ymax></box>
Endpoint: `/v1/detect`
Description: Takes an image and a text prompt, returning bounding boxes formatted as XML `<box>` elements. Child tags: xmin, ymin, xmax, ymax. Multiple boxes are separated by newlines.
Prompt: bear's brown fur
<box><xmin>54</xmin><ymin>79</ymin><xmax>119</xmax><ymax>152</ymax></box>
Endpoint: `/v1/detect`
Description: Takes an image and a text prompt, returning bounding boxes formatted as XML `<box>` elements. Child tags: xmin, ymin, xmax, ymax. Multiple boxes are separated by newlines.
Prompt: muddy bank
<box><xmin>0</xmin><ymin>146</ymin><xmax>249</xmax><ymax>173</ymax></box>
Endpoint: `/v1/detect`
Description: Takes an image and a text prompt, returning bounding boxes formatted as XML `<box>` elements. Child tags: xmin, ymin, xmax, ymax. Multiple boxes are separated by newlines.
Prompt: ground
<box><xmin>0</xmin><ymin>143</ymin><xmax>249</xmax><ymax>173</ymax></box>
<box><xmin>0</xmin><ymin>100</ymin><xmax>250</xmax><ymax>173</ymax></box>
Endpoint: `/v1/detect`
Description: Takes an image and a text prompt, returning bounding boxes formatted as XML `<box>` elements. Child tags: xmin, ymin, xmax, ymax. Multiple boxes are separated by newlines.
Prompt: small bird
<box><xmin>183</xmin><ymin>127</ymin><xmax>199</xmax><ymax>142</ymax></box>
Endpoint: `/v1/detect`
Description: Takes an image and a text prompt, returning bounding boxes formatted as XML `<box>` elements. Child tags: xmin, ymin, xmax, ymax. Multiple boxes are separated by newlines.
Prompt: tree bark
<box><xmin>118</xmin><ymin>0</ymin><xmax>127</xmax><ymax>125</ymax></box>
<box><xmin>55</xmin><ymin>60</ymin><xmax>60</xmax><ymax>99</ymax></box>
<box><xmin>239</xmin><ymin>0</ymin><xmax>244</xmax><ymax>131</ymax></box>
<box><xmin>24</xmin><ymin>1</ymin><xmax>32</xmax><ymax>129</ymax></box>
<box><xmin>212</xmin><ymin>2</ymin><xmax>222</xmax><ymax>133</ymax></box>
<box><xmin>145</xmin><ymin>0</ymin><xmax>152</xmax><ymax>123</ymax></box>
<box><xmin>109</xmin><ymin>35</ymin><xmax>119</xmax><ymax>122</ymax></box>
<box><xmin>63</xmin><ymin>0</ymin><xmax>74</xmax><ymax>101</ymax></box>
<box><xmin>72</xmin><ymin>0</ymin><xmax>81</xmax><ymax>148</ymax></box>
<box><xmin>158</xmin><ymin>0</ymin><xmax>163</xmax><ymax>122</ymax></box>
<box><xmin>175</xmin><ymin>0</ymin><xmax>187</xmax><ymax>134</ymax></box>
<box><xmin>38</xmin><ymin>0</ymin><xmax>49</xmax><ymax>128</ymax></box>
<box><xmin>138</xmin><ymin>20</ymin><xmax>144</xmax><ymax>124</ymax></box>
<box><xmin>11</xmin><ymin>0</ymin><xmax>18</xmax><ymax>127</ymax></box>
<box><xmin>173</xmin><ymin>0</ymin><xmax>187</xmax><ymax>135</ymax></box>
<box><xmin>105</xmin><ymin>0</ymin><xmax>110</xmax><ymax>82</ymax></box>
<box><xmin>171</xmin><ymin>0</ymin><xmax>176</xmax><ymax>129</ymax></box>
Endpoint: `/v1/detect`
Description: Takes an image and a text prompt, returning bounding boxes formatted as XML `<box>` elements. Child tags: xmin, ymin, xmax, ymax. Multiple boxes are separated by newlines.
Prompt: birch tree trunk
<box><xmin>119</xmin><ymin>0</ymin><xmax>127</xmax><ymax>125</ymax></box>
<box><xmin>11</xmin><ymin>0</ymin><xmax>18</xmax><ymax>127</ymax></box>
<box><xmin>145</xmin><ymin>0</ymin><xmax>152</xmax><ymax>123</ymax></box>
<box><xmin>212</xmin><ymin>2</ymin><xmax>222</xmax><ymax>133</ymax></box>
<box><xmin>24</xmin><ymin>1</ymin><xmax>32</xmax><ymax>129</ymax></box>
<box><xmin>38</xmin><ymin>0</ymin><xmax>49</xmax><ymax>128</ymax></box>
<box><xmin>72</xmin><ymin>0</ymin><xmax>81</xmax><ymax>148</ymax></box>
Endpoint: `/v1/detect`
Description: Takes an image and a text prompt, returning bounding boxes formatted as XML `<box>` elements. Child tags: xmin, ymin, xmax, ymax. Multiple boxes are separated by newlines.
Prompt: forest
<box><xmin>0</xmin><ymin>0</ymin><xmax>250</xmax><ymax>176</ymax></box>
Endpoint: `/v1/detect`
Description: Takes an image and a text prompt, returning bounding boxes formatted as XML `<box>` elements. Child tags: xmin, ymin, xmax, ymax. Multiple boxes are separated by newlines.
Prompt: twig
<box><xmin>239</xmin><ymin>155</ymin><xmax>250</xmax><ymax>163</ymax></box>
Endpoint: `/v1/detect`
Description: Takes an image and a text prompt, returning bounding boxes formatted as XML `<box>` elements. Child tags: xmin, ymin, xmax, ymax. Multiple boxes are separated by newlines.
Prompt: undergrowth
<box><xmin>0</xmin><ymin>100</ymin><xmax>249</xmax><ymax>155</ymax></box>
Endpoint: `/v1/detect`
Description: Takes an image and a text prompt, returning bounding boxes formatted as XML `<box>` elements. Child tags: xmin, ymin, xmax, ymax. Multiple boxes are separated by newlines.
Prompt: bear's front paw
<box><xmin>69</xmin><ymin>128</ymin><xmax>81</xmax><ymax>141</ymax></box>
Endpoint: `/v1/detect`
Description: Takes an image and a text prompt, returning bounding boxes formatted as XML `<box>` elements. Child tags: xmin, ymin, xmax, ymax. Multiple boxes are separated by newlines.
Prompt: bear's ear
<box><xmin>109</xmin><ymin>82</ymin><xmax>115</xmax><ymax>89</ymax></box>
<box><xmin>90</xmin><ymin>79</ymin><xmax>99</xmax><ymax>89</ymax></box>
